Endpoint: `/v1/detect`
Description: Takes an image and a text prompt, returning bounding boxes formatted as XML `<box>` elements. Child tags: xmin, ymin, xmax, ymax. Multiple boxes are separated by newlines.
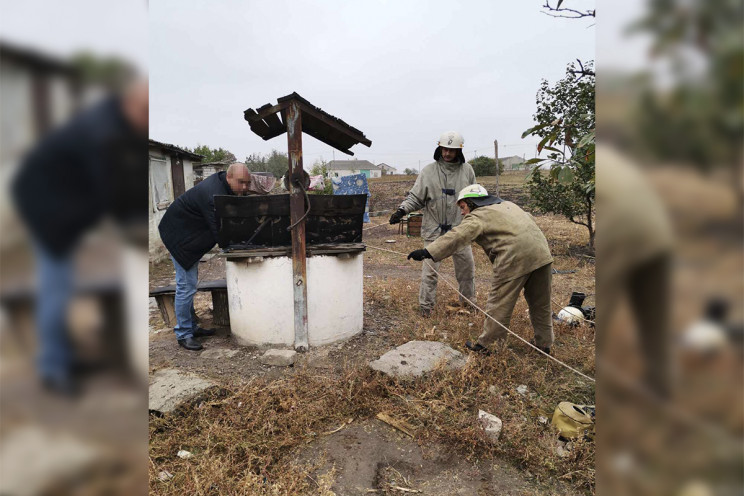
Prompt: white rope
<box><xmin>362</xmin><ymin>222</ymin><xmax>390</xmax><ymax>232</ymax></box>
<box><xmin>366</xmin><ymin>243</ymin><xmax>596</xmax><ymax>384</ymax></box>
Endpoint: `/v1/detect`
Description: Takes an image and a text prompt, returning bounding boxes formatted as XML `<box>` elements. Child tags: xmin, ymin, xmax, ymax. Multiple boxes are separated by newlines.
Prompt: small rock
<box><xmin>538</xmin><ymin>416</ymin><xmax>549</xmax><ymax>425</ymax></box>
<box><xmin>260</xmin><ymin>349</ymin><xmax>297</xmax><ymax>366</ymax></box>
<box><xmin>488</xmin><ymin>385</ymin><xmax>498</xmax><ymax>395</ymax></box>
<box><xmin>516</xmin><ymin>384</ymin><xmax>528</xmax><ymax>396</ymax></box>
<box><xmin>477</xmin><ymin>410</ymin><xmax>503</xmax><ymax>441</ymax></box>
<box><xmin>149</xmin><ymin>368</ymin><xmax>215</xmax><ymax>413</ymax></box>
<box><xmin>158</xmin><ymin>470</ymin><xmax>174</xmax><ymax>482</ymax></box>
<box><xmin>177</xmin><ymin>450</ymin><xmax>193</xmax><ymax>459</ymax></box>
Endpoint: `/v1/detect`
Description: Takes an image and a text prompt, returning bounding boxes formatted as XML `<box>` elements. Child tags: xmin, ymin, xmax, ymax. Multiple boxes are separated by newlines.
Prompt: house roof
<box><xmin>377</xmin><ymin>163</ymin><xmax>396</xmax><ymax>170</ymax></box>
<box><xmin>326</xmin><ymin>160</ymin><xmax>380</xmax><ymax>171</ymax></box>
<box><xmin>499</xmin><ymin>155</ymin><xmax>524</xmax><ymax>163</ymax></box>
<box><xmin>149</xmin><ymin>139</ymin><xmax>203</xmax><ymax>161</ymax></box>
<box><xmin>0</xmin><ymin>39</ymin><xmax>76</xmax><ymax>75</ymax></box>
<box><xmin>244</xmin><ymin>92</ymin><xmax>371</xmax><ymax>156</ymax></box>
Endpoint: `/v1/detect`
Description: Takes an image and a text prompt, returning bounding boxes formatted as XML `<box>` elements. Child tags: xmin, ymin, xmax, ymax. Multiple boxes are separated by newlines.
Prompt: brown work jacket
<box><xmin>425</xmin><ymin>201</ymin><xmax>553</xmax><ymax>285</ymax></box>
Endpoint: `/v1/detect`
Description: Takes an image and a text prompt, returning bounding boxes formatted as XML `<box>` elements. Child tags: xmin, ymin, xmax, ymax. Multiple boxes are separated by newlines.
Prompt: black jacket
<box><xmin>11</xmin><ymin>97</ymin><xmax>148</xmax><ymax>257</ymax></box>
<box><xmin>158</xmin><ymin>171</ymin><xmax>235</xmax><ymax>270</ymax></box>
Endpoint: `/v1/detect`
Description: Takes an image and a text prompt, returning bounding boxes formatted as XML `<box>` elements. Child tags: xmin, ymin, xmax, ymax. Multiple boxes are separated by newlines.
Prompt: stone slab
<box><xmin>369</xmin><ymin>340</ymin><xmax>466</xmax><ymax>379</ymax></box>
<box><xmin>148</xmin><ymin>368</ymin><xmax>214</xmax><ymax>413</ymax></box>
<box><xmin>0</xmin><ymin>426</ymin><xmax>101</xmax><ymax>496</ymax></box>
<box><xmin>259</xmin><ymin>349</ymin><xmax>297</xmax><ymax>366</ymax></box>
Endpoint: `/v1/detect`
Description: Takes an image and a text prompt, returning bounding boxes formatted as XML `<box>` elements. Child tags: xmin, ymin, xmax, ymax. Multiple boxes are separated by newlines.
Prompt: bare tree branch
<box><xmin>569</xmin><ymin>59</ymin><xmax>595</xmax><ymax>79</ymax></box>
<box><xmin>542</xmin><ymin>1</ymin><xmax>595</xmax><ymax>19</ymax></box>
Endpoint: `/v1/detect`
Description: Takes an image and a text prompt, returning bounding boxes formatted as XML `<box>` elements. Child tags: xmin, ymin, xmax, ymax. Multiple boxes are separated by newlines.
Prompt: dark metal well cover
<box><xmin>215</xmin><ymin>194</ymin><xmax>367</xmax><ymax>249</ymax></box>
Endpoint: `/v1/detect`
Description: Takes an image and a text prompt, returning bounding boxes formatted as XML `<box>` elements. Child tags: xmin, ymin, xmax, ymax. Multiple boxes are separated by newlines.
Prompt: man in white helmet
<box><xmin>407</xmin><ymin>184</ymin><xmax>554</xmax><ymax>354</ymax></box>
<box><xmin>390</xmin><ymin>131</ymin><xmax>476</xmax><ymax>317</ymax></box>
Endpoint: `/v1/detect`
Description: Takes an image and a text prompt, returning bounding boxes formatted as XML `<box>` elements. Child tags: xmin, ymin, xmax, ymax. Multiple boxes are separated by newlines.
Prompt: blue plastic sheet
<box><xmin>332</xmin><ymin>173</ymin><xmax>370</xmax><ymax>222</ymax></box>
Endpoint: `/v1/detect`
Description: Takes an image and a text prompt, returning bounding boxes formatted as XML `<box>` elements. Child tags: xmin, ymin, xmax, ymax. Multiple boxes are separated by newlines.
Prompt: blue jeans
<box><xmin>172</xmin><ymin>256</ymin><xmax>199</xmax><ymax>340</ymax></box>
<box><xmin>34</xmin><ymin>244</ymin><xmax>74</xmax><ymax>381</ymax></box>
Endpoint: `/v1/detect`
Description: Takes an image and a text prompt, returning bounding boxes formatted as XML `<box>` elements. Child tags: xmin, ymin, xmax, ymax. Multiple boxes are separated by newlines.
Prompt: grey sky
<box><xmin>150</xmin><ymin>0</ymin><xmax>595</xmax><ymax>171</ymax></box>
<box><xmin>0</xmin><ymin>0</ymin><xmax>148</xmax><ymax>72</ymax></box>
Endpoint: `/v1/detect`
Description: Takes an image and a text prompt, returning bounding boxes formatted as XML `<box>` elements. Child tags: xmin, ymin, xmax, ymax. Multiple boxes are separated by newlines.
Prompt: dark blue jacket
<box><xmin>11</xmin><ymin>97</ymin><xmax>147</xmax><ymax>257</ymax></box>
<box><xmin>158</xmin><ymin>171</ymin><xmax>235</xmax><ymax>270</ymax></box>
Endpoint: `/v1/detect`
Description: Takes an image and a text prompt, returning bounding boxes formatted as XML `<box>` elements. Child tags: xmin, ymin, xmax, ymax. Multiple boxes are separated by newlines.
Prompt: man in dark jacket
<box><xmin>11</xmin><ymin>80</ymin><xmax>149</xmax><ymax>396</ymax></box>
<box><xmin>158</xmin><ymin>163</ymin><xmax>252</xmax><ymax>351</ymax></box>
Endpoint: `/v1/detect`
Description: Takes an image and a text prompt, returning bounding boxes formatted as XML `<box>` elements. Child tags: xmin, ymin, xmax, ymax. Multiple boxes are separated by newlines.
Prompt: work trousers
<box><xmin>419</xmin><ymin>241</ymin><xmax>475</xmax><ymax>311</ymax></box>
<box><xmin>478</xmin><ymin>262</ymin><xmax>554</xmax><ymax>349</ymax></box>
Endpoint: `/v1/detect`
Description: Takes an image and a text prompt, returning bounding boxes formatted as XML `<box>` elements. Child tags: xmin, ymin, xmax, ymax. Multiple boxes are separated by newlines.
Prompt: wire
<box><xmin>286</xmin><ymin>181</ymin><xmax>311</xmax><ymax>231</ymax></box>
<box><xmin>365</xmin><ymin>243</ymin><xmax>596</xmax><ymax>383</ymax></box>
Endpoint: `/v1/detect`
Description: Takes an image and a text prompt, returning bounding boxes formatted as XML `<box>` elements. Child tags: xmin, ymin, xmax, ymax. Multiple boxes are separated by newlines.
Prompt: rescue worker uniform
<box><xmin>424</xmin><ymin>200</ymin><xmax>555</xmax><ymax>349</ymax></box>
<box><xmin>395</xmin><ymin>158</ymin><xmax>476</xmax><ymax>312</ymax></box>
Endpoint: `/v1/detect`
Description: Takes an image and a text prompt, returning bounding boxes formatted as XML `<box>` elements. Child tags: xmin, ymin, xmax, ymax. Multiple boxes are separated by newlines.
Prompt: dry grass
<box><xmin>150</xmin><ymin>172</ymin><xmax>597</xmax><ymax>495</ymax></box>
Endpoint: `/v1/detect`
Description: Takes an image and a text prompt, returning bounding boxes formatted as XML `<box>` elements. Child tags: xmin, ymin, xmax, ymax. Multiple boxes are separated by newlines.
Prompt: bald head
<box><xmin>226</xmin><ymin>163</ymin><xmax>252</xmax><ymax>196</ymax></box>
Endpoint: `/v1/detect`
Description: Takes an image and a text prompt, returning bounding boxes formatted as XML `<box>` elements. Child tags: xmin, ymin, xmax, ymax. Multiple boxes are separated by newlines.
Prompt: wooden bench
<box><xmin>149</xmin><ymin>279</ymin><xmax>229</xmax><ymax>328</ymax></box>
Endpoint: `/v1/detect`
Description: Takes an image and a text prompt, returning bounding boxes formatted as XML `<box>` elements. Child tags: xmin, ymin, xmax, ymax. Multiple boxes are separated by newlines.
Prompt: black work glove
<box><xmin>407</xmin><ymin>249</ymin><xmax>432</xmax><ymax>261</ymax></box>
<box><xmin>389</xmin><ymin>208</ymin><xmax>406</xmax><ymax>225</ymax></box>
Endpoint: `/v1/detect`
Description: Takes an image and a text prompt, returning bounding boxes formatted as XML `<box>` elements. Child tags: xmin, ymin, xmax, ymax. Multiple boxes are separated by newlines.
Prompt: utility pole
<box><xmin>494</xmin><ymin>139</ymin><xmax>499</xmax><ymax>197</ymax></box>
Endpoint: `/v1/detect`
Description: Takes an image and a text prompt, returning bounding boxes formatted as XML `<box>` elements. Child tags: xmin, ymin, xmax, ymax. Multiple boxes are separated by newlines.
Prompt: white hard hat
<box><xmin>438</xmin><ymin>131</ymin><xmax>464</xmax><ymax>149</ymax></box>
<box><xmin>557</xmin><ymin>306</ymin><xmax>584</xmax><ymax>325</ymax></box>
<box><xmin>456</xmin><ymin>184</ymin><xmax>489</xmax><ymax>203</ymax></box>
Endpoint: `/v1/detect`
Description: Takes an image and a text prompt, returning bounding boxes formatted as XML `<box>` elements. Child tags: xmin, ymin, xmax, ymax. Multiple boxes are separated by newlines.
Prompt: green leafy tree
<box><xmin>189</xmin><ymin>145</ymin><xmax>236</xmax><ymax>164</ymax></box>
<box><xmin>523</xmin><ymin>61</ymin><xmax>595</xmax><ymax>249</ymax></box>
<box><xmin>403</xmin><ymin>168</ymin><xmax>418</xmax><ymax>175</ymax></box>
<box><xmin>469</xmin><ymin>155</ymin><xmax>503</xmax><ymax>177</ymax></box>
<box><xmin>244</xmin><ymin>150</ymin><xmax>289</xmax><ymax>178</ymax></box>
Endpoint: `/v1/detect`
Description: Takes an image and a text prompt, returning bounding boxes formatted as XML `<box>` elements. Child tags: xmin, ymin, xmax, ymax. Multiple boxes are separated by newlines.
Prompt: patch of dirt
<box><xmin>293</xmin><ymin>419</ymin><xmax>566</xmax><ymax>495</ymax></box>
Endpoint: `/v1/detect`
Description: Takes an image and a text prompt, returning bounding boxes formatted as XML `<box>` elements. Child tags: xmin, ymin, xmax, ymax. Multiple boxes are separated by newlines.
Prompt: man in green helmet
<box><xmin>407</xmin><ymin>184</ymin><xmax>554</xmax><ymax>354</ymax></box>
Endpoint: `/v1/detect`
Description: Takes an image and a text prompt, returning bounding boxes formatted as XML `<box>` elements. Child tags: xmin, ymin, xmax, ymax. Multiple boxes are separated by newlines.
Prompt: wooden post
<box><xmin>285</xmin><ymin>101</ymin><xmax>309</xmax><ymax>351</ymax></box>
<box><xmin>494</xmin><ymin>139</ymin><xmax>499</xmax><ymax>197</ymax></box>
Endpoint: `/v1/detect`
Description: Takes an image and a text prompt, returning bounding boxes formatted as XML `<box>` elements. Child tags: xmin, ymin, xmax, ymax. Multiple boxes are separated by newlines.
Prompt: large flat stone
<box><xmin>369</xmin><ymin>340</ymin><xmax>466</xmax><ymax>379</ymax></box>
<box><xmin>148</xmin><ymin>368</ymin><xmax>215</xmax><ymax>413</ymax></box>
<box><xmin>0</xmin><ymin>426</ymin><xmax>101</xmax><ymax>496</ymax></box>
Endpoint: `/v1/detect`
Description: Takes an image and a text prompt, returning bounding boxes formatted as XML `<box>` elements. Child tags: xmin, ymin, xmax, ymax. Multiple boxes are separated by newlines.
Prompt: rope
<box><xmin>365</xmin><ymin>243</ymin><xmax>596</xmax><ymax>383</ymax></box>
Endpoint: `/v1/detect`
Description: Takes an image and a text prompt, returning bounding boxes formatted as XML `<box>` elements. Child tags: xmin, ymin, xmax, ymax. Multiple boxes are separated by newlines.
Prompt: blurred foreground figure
<box><xmin>596</xmin><ymin>145</ymin><xmax>675</xmax><ymax>397</ymax></box>
<box><xmin>10</xmin><ymin>80</ymin><xmax>148</xmax><ymax>396</ymax></box>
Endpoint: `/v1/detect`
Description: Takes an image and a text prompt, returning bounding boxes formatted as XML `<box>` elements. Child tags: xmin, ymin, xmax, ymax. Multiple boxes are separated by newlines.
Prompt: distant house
<box><xmin>148</xmin><ymin>139</ymin><xmax>203</xmax><ymax>258</ymax></box>
<box><xmin>325</xmin><ymin>159</ymin><xmax>382</xmax><ymax>179</ymax></box>
<box><xmin>377</xmin><ymin>162</ymin><xmax>397</xmax><ymax>175</ymax></box>
<box><xmin>500</xmin><ymin>155</ymin><xmax>527</xmax><ymax>171</ymax></box>
<box><xmin>193</xmin><ymin>159</ymin><xmax>231</xmax><ymax>184</ymax></box>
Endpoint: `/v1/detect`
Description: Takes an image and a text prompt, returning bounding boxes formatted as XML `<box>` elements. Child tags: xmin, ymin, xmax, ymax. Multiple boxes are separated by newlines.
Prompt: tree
<box><xmin>309</xmin><ymin>158</ymin><xmax>333</xmax><ymax>194</ymax></box>
<box><xmin>244</xmin><ymin>150</ymin><xmax>289</xmax><ymax>178</ymax></box>
<box><xmin>403</xmin><ymin>168</ymin><xmax>418</xmax><ymax>175</ymax></box>
<box><xmin>189</xmin><ymin>145</ymin><xmax>236</xmax><ymax>164</ymax></box>
<box><xmin>469</xmin><ymin>156</ymin><xmax>503</xmax><ymax>177</ymax></box>
<box><xmin>523</xmin><ymin>61</ymin><xmax>595</xmax><ymax>249</ymax></box>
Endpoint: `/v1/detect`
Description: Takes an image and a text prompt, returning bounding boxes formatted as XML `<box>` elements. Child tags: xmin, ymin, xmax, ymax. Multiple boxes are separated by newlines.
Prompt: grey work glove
<box><xmin>407</xmin><ymin>249</ymin><xmax>432</xmax><ymax>261</ymax></box>
<box><xmin>389</xmin><ymin>208</ymin><xmax>406</xmax><ymax>225</ymax></box>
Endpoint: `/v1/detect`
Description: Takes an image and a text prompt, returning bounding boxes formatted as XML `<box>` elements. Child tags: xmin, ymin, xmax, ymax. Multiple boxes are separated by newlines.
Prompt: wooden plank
<box><xmin>297</xmin><ymin>100</ymin><xmax>371</xmax><ymax>146</ymax></box>
<box><xmin>286</xmin><ymin>101</ymin><xmax>309</xmax><ymax>352</ymax></box>
<box><xmin>376</xmin><ymin>412</ymin><xmax>414</xmax><ymax>437</ymax></box>
<box><xmin>243</xmin><ymin>109</ymin><xmax>271</xmax><ymax>137</ymax></box>
<box><xmin>211</xmin><ymin>290</ymin><xmax>230</xmax><ymax>326</ymax></box>
<box><xmin>263</xmin><ymin>112</ymin><xmax>285</xmax><ymax>137</ymax></box>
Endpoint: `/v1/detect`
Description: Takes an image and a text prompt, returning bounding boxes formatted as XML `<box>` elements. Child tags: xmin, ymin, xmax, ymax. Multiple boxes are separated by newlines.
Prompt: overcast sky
<box><xmin>149</xmin><ymin>0</ymin><xmax>595</xmax><ymax>171</ymax></box>
<box><xmin>1</xmin><ymin>0</ymin><xmax>598</xmax><ymax>173</ymax></box>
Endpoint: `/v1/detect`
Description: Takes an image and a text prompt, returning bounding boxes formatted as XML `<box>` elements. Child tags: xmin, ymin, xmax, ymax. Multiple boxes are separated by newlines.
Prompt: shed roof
<box><xmin>149</xmin><ymin>139</ymin><xmax>203</xmax><ymax>161</ymax></box>
<box><xmin>244</xmin><ymin>92</ymin><xmax>371</xmax><ymax>156</ymax></box>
